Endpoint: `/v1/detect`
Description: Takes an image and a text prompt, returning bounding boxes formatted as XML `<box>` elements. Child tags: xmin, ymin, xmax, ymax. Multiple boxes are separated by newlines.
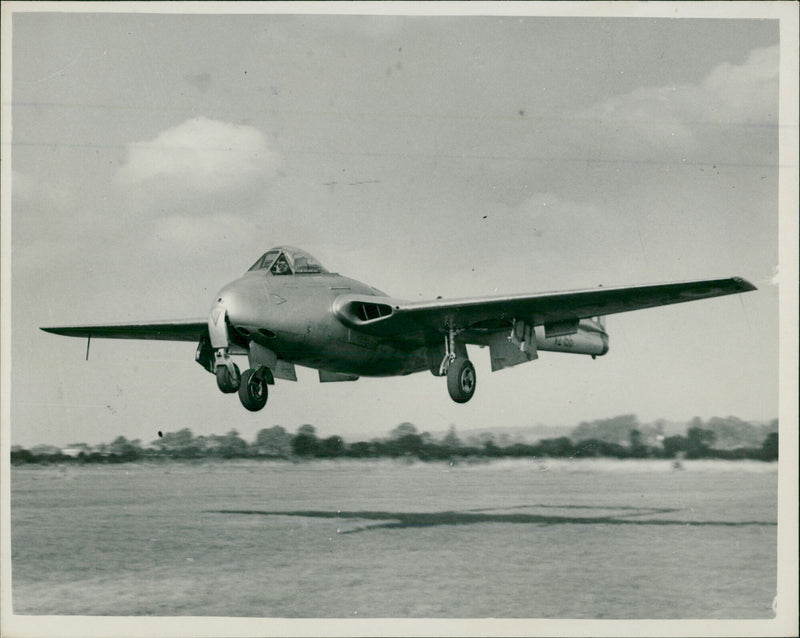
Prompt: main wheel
<box><xmin>446</xmin><ymin>357</ymin><xmax>476</xmax><ymax>403</ymax></box>
<box><xmin>216</xmin><ymin>362</ymin><xmax>240</xmax><ymax>393</ymax></box>
<box><xmin>239</xmin><ymin>368</ymin><xmax>269</xmax><ymax>412</ymax></box>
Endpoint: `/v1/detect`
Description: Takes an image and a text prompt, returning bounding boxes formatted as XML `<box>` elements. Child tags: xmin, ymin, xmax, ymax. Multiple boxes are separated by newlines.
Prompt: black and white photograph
<box><xmin>1</xmin><ymin>2</ymin><xmax>797</xmax><ymax>636</ymax></box>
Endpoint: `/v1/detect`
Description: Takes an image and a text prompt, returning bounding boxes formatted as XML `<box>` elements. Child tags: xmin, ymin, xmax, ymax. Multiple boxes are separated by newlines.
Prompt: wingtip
<box><xmin>731</xmin><ymin>277</ymin><xmax>757</xmax><ymax>292</ymax></box>
<box><xmin>40</xmin><ymin>326</ymin><xmax>67</xmax><ymax>336</ymax></box>
<box><xmin>40</xmin><ymin>326</ymin><xmax>82</xmax><ymax>337</ymax></box>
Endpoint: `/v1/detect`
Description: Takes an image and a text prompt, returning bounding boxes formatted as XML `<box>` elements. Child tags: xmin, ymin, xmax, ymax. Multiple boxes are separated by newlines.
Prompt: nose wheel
<box><xmin>215</xmin><ymin>360</ymin><xmax>241</xmax><ymax>393</ymax></box>
<box><xmin>238</xmin><ymin>367</ymin><xmax>269</xmax><ymax>412</ymax></box>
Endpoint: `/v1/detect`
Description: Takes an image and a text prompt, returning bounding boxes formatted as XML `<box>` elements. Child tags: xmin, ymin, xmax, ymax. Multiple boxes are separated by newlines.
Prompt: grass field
<box><xmin>10</xmin><ymin>458</ymin><xmax>777</xmax><ymax>618</ymax></box>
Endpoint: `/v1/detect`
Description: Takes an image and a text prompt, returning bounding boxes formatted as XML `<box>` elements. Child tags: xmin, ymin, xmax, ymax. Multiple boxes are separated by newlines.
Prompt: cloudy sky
<box><xmin>5</xmin><ymin>5</ymin><xmax>791</xmax><ymax>447</ymax></box>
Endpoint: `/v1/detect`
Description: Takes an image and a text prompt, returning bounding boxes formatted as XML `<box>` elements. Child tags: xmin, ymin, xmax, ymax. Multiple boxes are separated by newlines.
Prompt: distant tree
<box><xmin>192</xmin><ymin>435</ymin><xmax>211</xmax><ymax>456</ymax></box>
<box><xmin>537</xmin><ymin>436</ymin><xmax>574</xmax><ymax>457</ymax></box>
<box><xmin>10</xmin><ymin>447</ymin><xmax>36</xmax><ymax>464</ymax></box>
<box><xmin>686</xmin><ymin>427</ymin><xmax>716</xmax><ymax>458</ymax></box>
<box><xmin>483</xmin><ymin>438</ymin><xmax>502</xmax><ymax>457</ymax></box>
<box><xmin>346</xmin><ymin>441</ymin><xmax>374</xmax><ymax>458</ymax></box>
<box><xmin>390</xmin><ymin>422</ymin><xmax>418</xmax><ymax>439</ymax></box>
<box><xmin>704</xmin><ymin>416</ymin><xmax>763</xmax><ymax>449</ymax></box>
<box><xmin>761</xmin><ymin>432</ymin><xmax>778</xmax><ymax>461</ymax></box>
<box><xmin>292</xmin><ymin>431</ymin><xmax>319</xmax><ymax>457</ymax></box>
<box><xmin>442</xmin><ymin>426</ymin><xmax>462</xmax><ymax>449</ymax></box>
<box><xmin>687</xmin><ymin>426</ymin><xmax>715</xmax><ymax>448</ymax></box>
<box><xmin>506</xmin><ymin>442</ymin><xmax>538</xmax><ymax>458</ymax></box>
<box><xmin>571</xmin><ymin>414</ymin><xmax>639</xmax><ymax>445</ymax></box>
<box><xmin>318</xmin><ymin>435</ymin><xmax>345</xmax><ymax>458</ymax></box>
<box><xmin>108</xmin><ymin>436</ymin><xmax>143</xmax><ymax>461</ymax></box>
<box><xmin>662</xmin><ymin>435</ymin><xmax>688</xmax><ymax>458</ymax></box>
<box><xmin>153</xmin><ymin>428</ymin><xmax>197</xmax><ymax>457</ymax></box>
<box><xmin>254</xmin><ymin>426</ymin><xmax>292</xmax><ymax>457</ymax></box>
<box><xmin>31</xmin><ymin>444</ymin><xmax>62</xmax><ymax>456</ymax></box>
<box><xmin>66</xmin><ymin>442</ymin><xmax>92</xmax><ymax>455</ymax></box>
<box><xmin>395</xmin><ymin>433</ymin><xmax>423</xmax><ymax>455</ymax></box>
<box><xmin>298</xmin><ymin>424</ymin><xmax>317</xmax><ymax>437</ymax></box>
<box><xmin>574</xmin><ymin>439</ymin><xmax>601</xmax><ymax>457</ymax></box>
<box><xmin>628</xmin><ymin>429</ymin><xmax>647</xmax><ymax>457</ymax></box>
<box><xmin>218</xmin><ymin>429</ymin><xmax>248</xmax><ymax>458</ymax></box>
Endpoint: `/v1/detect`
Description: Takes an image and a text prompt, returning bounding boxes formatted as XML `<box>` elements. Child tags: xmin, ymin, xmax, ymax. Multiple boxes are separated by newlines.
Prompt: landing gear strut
<box><xmin>440</xmin><ymin>326</ymin><xmax>476</xmax><ymax>403</ymax></box>
<box><xmin>238</xmin><ymin>367</ymin><xmax>270</xmax><ymax>412</ymax></box>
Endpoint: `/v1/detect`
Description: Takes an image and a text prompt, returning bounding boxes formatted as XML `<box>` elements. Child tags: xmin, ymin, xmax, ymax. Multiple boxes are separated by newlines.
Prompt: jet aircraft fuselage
<box><xmin>42</xmin><ymin>245</ymin><xmax>756</xmax><ymax>413</ymax></box>
<box><xmin>212</xmin><ymin>269</ymin><xmax>429</xmax><ymax>377</ymax></box>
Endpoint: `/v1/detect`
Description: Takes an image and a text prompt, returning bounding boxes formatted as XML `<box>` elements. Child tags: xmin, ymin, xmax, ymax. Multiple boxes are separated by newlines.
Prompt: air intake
<box><xmin>354</xmin><ymin>301</ymin><xmax>393</xmax><ymax>321</ymax></box>
<box><xmin>332</xmin><ymin>295</ymin><xmax>396</xmax><ymax>329</ymax></box>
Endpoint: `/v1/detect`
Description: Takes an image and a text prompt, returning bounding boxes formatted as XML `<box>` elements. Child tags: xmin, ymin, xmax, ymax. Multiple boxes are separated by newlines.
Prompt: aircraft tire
<box><xmin>239</xmin><ymin>368</ymin><xmax>269</xmax><ymax>412</ymax></box>
<box><xmin>447</xmin><ymin>357</ymin><xmax>476</xmax><ymax>403</ymax></box>
<box><xmin>216</xmin><ymin>362</ymin><xmax>241</xmax><ymax>393</ymax></box>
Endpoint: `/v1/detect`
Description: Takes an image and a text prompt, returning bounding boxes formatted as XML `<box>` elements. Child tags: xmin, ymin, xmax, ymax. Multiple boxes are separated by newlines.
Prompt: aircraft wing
<box><xmin>40</xmin><ymin>319</ymin><xmax>208</xmax><ymax>342</ymax></box>
<box><xmin>333</xmin><ymin>276</ymin><xmax>756</xmax><ymax>338</ymax></box>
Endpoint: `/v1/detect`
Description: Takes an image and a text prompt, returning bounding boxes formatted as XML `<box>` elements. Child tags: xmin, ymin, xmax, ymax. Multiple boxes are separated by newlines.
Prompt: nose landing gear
<box><xmin>214</xmin><ymin>349</ymin><xmax>241</xmax><ymax>393</ymax></box>
<box><xmin>207</xmin><ymin>298</ymin><xmax>271</xmax><ymax>411</ymax></box>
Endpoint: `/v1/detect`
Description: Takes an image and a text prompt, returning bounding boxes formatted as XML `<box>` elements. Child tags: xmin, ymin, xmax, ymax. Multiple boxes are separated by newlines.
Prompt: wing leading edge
<box><xmin>43</xmin><ymin>278</ymin><xmax>756</xmax><ymax>343</ymax></box>
<box><xmin>40</xmin><ymin>319</ymin><xmax>208</xmax><ymax>342</ymax></box>
<box><xmin>334</xmin><ymin>277</ymin><xmax>757</xmax><ymax>338</ymax></box>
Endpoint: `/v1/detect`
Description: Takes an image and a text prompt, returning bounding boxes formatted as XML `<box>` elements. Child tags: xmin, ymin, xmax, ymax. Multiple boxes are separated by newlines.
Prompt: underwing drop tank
<box><xmin>536</xmin><ymin>318</ymin><xmax>608</xmax><ymax>356</ymax></box>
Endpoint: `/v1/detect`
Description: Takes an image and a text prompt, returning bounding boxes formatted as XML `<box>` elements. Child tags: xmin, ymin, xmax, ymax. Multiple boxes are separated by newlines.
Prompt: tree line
<box><xmin>10</xmin><ymin>415</ymin><xmax>778</xmax><ymax>465</ymax></box>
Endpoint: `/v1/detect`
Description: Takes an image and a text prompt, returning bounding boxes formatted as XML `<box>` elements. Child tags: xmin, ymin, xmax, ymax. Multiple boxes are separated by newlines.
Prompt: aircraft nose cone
<box><xmin>210</xmin><ymin>281</ymin><xmax>259</xmax><ymax>331</ymax></box>
<box><xmin>208</xmin><ymin>284</ymin><xmax>247</xmax><ymax>348</ymax></box>
<box><xmin>210</xmin><ymin>275</ymin><xmax>274</xmax><ymax>342</ymax></box>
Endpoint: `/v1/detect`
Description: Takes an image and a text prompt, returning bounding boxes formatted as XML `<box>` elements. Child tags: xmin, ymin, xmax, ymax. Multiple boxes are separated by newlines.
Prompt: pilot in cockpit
<box><xmin>271</xmin><ymin>254</ymin><xmax>291</xmax><ymax>275</ymax></box>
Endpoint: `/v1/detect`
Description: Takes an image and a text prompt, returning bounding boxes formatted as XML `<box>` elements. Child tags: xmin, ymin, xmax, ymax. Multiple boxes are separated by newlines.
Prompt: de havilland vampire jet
<box><xmin>42</xmin><ymin>246</ymin><xmax>756</xmax><ymax>412</ymax></box>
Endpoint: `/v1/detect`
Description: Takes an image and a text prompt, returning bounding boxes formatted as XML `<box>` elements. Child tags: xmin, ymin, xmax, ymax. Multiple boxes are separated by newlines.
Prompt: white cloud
<box><xmin>580</xmin><ymin>44</ymin><xmax>778</xmax><ymax>150</ymax></box>
<box><xmin>115</xmin><ymin>116</ymin><xmax>281</xmax><ymax>193</ymax></box>
<box><xmin>700</xmin><ymin>44</ymin><xmax>779</xmax><ymax>124</ymax></box>
<box><xmin>148</xmin><ymin>213</ymin><xmax>253</xmax><ymax>257</ymax></box>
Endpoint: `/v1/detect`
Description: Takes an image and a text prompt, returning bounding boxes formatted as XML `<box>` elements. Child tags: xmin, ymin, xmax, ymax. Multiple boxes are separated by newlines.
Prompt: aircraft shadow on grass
<box><xmin>208</xmin><ymin>504</ymin><xmax>776</xmax><ymax>534</ymax></box>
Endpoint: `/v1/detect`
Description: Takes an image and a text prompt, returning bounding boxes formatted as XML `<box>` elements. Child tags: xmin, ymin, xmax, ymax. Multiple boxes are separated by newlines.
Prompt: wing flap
<box><xmin>40</xmin><ymin>319</ymin><xmax>208</xmax><ymax>342</ymax></box>
<box><xmin>336</xmin><ymin>277</ymin><xmax>756</xmax><ymax>338</ymax></box>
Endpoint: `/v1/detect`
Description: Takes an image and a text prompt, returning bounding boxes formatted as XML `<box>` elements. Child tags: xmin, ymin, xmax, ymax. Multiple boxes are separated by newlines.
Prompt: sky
<box><xmin>3</xmin><ymin>5</ymin><xmax>793</xmax><ymax>448</ymax></box>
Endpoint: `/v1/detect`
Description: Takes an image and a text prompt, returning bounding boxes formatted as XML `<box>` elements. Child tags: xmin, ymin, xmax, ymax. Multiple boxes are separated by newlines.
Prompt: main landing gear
<box><xmin>440</xmin><ymin>327</ymin><xmax>476</xmax><ymax>403</ymax></box>
<box><xmin>447</xmin><ymin>357</ymin><xmax>476</xmax><ymax>403</ymax></box>
<box><xmin>238</xmin><ymin>367</ymin><xmax>269</xmax><ymax>412</ymax></box>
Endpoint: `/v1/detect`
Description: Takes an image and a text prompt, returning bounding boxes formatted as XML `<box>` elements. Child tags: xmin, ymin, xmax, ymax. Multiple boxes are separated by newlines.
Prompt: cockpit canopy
<box><xmin>247</xmin><ymin>246</ymin><xmax>329</xmax><ymax>276</ymax></box>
